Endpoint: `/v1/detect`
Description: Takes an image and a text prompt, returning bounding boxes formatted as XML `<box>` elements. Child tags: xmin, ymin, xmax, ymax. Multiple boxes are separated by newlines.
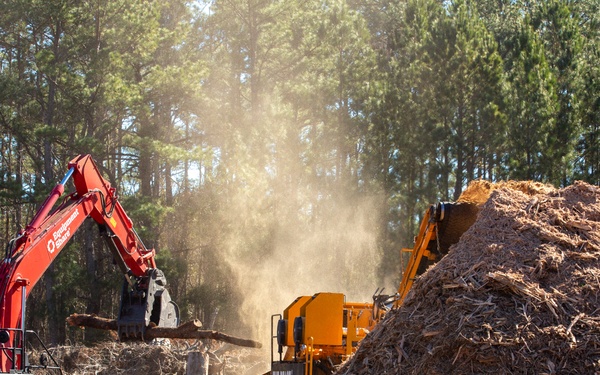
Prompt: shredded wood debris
<box><xmin>31</xmin><ymin>341</ymin><xmax>268</xmax><ymax>375</ymax></box>
<box><xmin>338</xmin><ymin>181</ymin><xmax>600</xmax><ymax>374</ymax></box>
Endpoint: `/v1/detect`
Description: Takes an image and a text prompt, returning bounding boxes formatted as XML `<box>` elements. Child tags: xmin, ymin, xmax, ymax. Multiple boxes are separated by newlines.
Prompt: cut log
<box><xmin>67</xmin><ymin>314</ymin><xmax>117</xmax><ymax>331</ymax></box>
<box><xmin>66</xmin><ymin>313</ymin><xmax>262</xmax><ymax>348</ymax></box>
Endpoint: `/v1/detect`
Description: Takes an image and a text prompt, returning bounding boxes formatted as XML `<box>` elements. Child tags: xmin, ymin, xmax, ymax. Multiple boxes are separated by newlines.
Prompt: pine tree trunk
<box><xmin>84</xmin><ymin>221</ymin><xmax>100</xmax><ymax>315</ymax></box>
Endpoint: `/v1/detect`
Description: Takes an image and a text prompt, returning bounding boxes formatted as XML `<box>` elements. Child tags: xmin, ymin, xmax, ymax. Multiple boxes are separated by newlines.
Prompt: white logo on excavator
<box><xmin>47</xmin><ymin>209</ymin><xmax>80</xmax><ymax>254</ymax></box>
<box><xmin>47</xmin><ymin>239</ymin><xmax>56</xmax><ymax>254</ymax></box>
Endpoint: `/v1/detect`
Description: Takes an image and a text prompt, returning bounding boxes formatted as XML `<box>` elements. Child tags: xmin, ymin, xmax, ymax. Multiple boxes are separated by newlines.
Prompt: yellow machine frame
<box><xmin>396</xmin><ymin>204</ymin><xmax>439</xmax><ymax>306</ymax></box>
<box><xmin>274</xmin><ymin>293</ymin><xmax>375</xmax><ymax>375</ymax></box>
<box><xmin>271</xmin><ymin>202</ymin><xmax>479</xmax><ymax>375</ymax></box>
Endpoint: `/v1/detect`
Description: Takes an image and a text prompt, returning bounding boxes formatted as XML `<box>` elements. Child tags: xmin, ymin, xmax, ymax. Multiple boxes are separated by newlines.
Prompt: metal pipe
<box><xmin>60</xmin><ymin>167</ymin><xmax>75</xmax><ymax>186</ymax></box>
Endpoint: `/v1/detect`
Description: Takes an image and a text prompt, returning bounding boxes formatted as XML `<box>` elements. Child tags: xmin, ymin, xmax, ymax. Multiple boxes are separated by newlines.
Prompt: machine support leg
<box><xmin>20</xmin><ymin>284</ymin><xmax>26</xmax><ymax>372</ymax></box>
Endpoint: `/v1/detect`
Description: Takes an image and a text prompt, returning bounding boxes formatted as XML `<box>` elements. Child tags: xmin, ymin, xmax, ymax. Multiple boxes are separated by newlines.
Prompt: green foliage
<box><xmin>120</xmin><ymin>195</ymin><xmax>173</xmax><ymax>244</ymax></box>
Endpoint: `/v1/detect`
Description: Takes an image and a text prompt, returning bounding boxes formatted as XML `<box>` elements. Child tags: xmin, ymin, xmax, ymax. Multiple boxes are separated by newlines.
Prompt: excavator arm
<box><xmin>0</xmin><ymin>155</ymin><xmax>179</xmax><ymax>373</ymax></box>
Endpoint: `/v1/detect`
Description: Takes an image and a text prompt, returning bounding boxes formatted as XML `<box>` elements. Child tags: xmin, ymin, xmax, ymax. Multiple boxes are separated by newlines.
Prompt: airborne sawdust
<box><xmin>338</xmin><ymin>180</ymin><xmax>600</xmax><ymax>374</ymax></box>
<box><xmin>221</xmin><ymin>189</ymin><xmax>384</xmax><ymax>343</ymax></box>
<box><xmin>199</xmin><ymin>127</ymin><xmax>386</xmax><ymax>373</ymax></box>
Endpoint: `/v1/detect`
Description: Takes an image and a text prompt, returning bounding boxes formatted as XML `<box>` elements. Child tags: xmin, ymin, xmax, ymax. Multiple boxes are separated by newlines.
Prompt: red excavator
<box><xmin>0</xmin><ymin>154</ymin><xmax>179</xmax><ymax>374</ymax></box>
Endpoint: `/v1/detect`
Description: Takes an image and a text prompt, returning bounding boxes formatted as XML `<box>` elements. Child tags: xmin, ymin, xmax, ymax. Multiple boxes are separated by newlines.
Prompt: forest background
<box><xmin>0</xmin><ymin>0</ymin><xmax>598</xmax><ymax>348</ymax></box>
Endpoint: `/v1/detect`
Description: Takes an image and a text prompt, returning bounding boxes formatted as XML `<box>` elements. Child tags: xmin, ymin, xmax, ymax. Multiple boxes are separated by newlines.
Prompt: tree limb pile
<box><xmin>66</xmin><ymin>314</ymin><xmax>262</xmax><ymax>348</ymax></box>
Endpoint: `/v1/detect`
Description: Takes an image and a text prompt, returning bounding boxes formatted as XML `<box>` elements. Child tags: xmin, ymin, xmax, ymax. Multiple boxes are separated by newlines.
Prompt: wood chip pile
<box><xmin>338</xmin><ymin>181</ymin><xmax>600</xmax><ymax>374</ymax></box>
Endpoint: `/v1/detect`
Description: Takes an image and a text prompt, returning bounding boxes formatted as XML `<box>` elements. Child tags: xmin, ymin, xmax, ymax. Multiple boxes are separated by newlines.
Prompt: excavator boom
<box><xmin>0</xmin><ymin>155</ymin><xmax>179</xmax><ymax>373</ymax></box>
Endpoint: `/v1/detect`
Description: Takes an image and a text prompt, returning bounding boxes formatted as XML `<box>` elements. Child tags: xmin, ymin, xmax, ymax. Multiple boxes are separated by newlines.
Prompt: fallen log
<box><xmin>66</xmin><ymin>314</ymin><xmax>262</xmax><ymax>348</ymax></box>
<box><xmin>67</xmin><ymin>314</ymin><xmax>118</xmax><ymax>331</ymax></box>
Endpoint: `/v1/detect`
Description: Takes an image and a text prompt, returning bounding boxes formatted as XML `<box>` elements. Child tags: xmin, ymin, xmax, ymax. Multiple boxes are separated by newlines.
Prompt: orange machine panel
<box><xmin>283</xmin><ymin>295</ymin><xmax>311</xmax><ymax>347</ymax></box>
<box><xmin>301</xmin><ymin>293</ymin><xmax>344</xmax><ymax>346</ymax></box>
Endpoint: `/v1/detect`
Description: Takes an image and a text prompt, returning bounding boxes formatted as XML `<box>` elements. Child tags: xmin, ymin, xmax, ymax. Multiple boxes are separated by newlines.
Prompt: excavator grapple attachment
<box><xmin>117</xmin><ymin>268</ymin><xmax>180</xmax><ymax>339</ymax></box>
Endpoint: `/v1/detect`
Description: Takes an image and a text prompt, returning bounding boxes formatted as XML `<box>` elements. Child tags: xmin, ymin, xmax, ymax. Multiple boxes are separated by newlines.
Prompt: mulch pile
<box><xmin>338</xmin><ymin>180</ymin><xmax>600</xmax><ymax>374</ymax></box>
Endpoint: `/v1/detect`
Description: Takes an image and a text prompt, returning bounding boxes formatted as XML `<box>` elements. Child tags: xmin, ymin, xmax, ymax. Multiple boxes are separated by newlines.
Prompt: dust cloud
<box><xmin>225</xmin><ymin>194</ymin><xmax>380</xmax><ymax>347</ymax></box>
<box><xmin>219</xmin><ymin>170</ymin><xmax>386</xmax><ymax>350</ymax></box>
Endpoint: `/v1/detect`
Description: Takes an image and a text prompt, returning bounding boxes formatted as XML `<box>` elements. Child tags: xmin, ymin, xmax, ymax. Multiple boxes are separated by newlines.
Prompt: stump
<box><xmin>186</xmin><ymin>351</ymin><xmax>208</xmax><ymax>375</ymax></box>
